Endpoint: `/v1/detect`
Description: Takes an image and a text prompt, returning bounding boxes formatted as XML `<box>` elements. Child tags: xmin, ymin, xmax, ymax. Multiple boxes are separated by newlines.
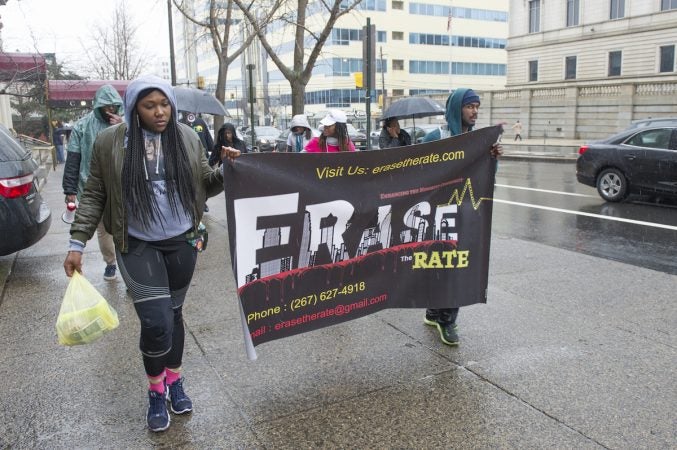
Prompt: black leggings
<box><xmin>117</xmin><ymin>234</ymin><xmax>197</xmax><ymax>377</ymax></box>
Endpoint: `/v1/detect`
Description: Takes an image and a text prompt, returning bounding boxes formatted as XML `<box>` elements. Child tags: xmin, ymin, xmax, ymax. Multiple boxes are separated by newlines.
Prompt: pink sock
<box><xmin>165</xmin><ymin>367</ymin><xmax>181</xmax><ymax>386</ymax></box>
<box><xmin>148</xmin><ymin>371</ymin><xmax>166</xmax><ymax>394</ymax></box>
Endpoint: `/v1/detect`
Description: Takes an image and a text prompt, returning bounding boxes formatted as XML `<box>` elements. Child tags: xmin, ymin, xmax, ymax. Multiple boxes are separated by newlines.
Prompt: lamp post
<box><xmin>247</xmin><ymin>64</ymin><xmax>256</xmax><ymax>149</ymax></box>
<box><xmin>167</xmin><ymin>0</ymin><xmax>177</xmax><ymax>86</ymax></box>
<box><xmin>234</xmin><ymin>86</ymin><xmax>241</xmax><ymax>125</ymax></box>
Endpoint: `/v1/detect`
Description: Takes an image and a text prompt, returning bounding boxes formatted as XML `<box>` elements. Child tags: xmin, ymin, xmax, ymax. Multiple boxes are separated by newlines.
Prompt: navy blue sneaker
<box><xmin>147</xmin><ymin>390</ymin><xmax>170</xmax><ymax>432</ymax></box>
<box><xmin>103</xmin><ymin>264</ymin><xmax>116</xmax><ymax>281</ymax></box>
<box><xmin>167</xmin><ymin>378</ymin><xmax>193</xmax><ymax>414</ymax></box>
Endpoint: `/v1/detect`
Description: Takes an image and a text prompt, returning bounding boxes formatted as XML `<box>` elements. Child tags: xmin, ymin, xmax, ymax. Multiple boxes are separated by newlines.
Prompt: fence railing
<box><xmin>17</xmin><ymin>134</ymin><xmax>56</xmax><ymax>170</ymax></box>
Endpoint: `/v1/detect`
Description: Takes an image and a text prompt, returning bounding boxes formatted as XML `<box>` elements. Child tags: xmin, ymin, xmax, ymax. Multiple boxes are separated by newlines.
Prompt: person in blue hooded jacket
<box><xmin>422</xmin><ymin>87</ymin><xmax>502</xmax><ymax>346</ymax></box>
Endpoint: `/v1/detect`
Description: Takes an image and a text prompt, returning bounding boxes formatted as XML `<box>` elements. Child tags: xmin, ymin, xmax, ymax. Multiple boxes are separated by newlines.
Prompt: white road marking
<box><xmin>493</xmin><ymin>199</ymin><xmax>677</xmax><ymax>231</ymax></box>
<box><xmin>495</xmin><ymin>184</ymin><xmax>596</xmax><ymax>198</ymax></box>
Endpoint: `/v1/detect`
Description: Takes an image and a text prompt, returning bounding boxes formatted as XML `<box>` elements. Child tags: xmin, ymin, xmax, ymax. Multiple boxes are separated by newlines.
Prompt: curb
<box><xmin>501</xmin><ymin>153</ymin><xmax>577</xmax><ymax>163</ymax></box>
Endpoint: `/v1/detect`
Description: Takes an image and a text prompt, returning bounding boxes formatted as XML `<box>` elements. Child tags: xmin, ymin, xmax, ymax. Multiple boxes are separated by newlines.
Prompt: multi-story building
<box><xmin>487</xmin><ymin>0</ymin><xmax>677</xmax><ymax>140</ymax></box>
<box><xmin>174</xmin><ymin>1</ymin><xmax>509</xmax><ymax>129</ymax></box>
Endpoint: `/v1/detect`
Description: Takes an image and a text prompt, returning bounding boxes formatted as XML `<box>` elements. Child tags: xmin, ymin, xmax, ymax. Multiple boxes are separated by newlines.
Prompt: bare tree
<box><xmin>171</xmin><ymin>0</ymin><xmax>283</xmax><ymax>130</ymax></box>
<box><xmin>82</xmin><ymin>0</ymin><xmax>146</xmax><ymax>80</ymax></box>
<box><xmin>233</xmin><ymin>0</ymin><xmax>364</xmax><ymax>115</ymax></box>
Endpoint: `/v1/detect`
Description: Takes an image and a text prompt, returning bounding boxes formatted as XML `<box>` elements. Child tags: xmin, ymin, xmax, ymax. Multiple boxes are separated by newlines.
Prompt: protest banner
<box><xmin>224</xmin><ymin>125</ymin><xmax>502</xmax><ymax>358</ymax></box>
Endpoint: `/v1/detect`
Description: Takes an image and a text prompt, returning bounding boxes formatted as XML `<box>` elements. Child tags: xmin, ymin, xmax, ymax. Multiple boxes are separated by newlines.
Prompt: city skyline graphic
<box><xmin>245</xmin><ymin>177</ymin><xmax>491</xmax><ymax>284</ymax></box>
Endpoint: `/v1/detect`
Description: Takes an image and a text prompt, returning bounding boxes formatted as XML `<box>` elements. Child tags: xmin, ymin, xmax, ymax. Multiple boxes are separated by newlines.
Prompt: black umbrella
<box><xmin>173</xmin><ymin>87</ymin><xmax>230</xmax><ymax>116</ymax></box>
<box><xmin>382</xmin><ymin>96</ymin><xmax>445</xmax><ymax>128</ymax></box>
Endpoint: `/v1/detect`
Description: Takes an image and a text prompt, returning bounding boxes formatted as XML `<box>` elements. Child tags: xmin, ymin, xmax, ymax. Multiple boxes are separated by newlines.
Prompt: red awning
<box><xmin>47</xmin><ymin>80</ymin><xmax>131</xmax><ymax>108</ymax></box>
<box><xmin>0</xmin><ymin>52</ymin><xmax>46</xmax><ymax>82</ymax></box>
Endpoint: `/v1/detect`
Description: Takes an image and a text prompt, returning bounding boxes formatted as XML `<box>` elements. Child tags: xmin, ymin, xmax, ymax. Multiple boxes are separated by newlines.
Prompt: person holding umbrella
<box><xmin>421</xmin><ymin>87</ymin><xmax>503</xmax><ymax>346</ymax></box>
<box><xmin>378</xmin><ymin>117</ymin><xmax>411</xmax><ymax>149</ymax></box>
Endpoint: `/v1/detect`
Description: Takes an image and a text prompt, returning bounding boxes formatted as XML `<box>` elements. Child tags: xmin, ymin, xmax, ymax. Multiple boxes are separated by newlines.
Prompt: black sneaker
<box><xmin>147</xmin><ymin>390</ymin><xmax>170</xmax><ymax>432</ymax></box>
<box><xmin>167</xmin><ymin>378</ymin><xmax>193</xmax><ymax>414</ymax></box>
<box><xmin>424</xmin><ymin>316</ymin><xmax>460</xmax><ymax>346</ymax></box>
<box><xmin>103</xmin><ymin>264</ymin><xmax>116</xmax><ymax>281</ymax></box>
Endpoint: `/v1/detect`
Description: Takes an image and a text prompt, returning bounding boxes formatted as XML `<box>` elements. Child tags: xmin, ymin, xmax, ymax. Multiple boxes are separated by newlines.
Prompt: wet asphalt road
<box><xmin>493</xmin><ymin>160</ymin><xmax>677</xmax><ymax>275</ymax></box>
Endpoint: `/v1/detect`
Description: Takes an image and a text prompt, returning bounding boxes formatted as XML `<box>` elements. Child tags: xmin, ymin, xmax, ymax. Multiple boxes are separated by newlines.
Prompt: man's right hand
<box><xmin>65</xmin><ymin>194</ymin><xmax>77</xmax><ymax>203</ymax></box>
<box><xmin>107</xmin><ymin>113</ymin><xmax>123</xmax><ymax>125</ymax></box>
<box><xmin>221</xmin><ymin>146</ymin><xmax>241</xmax><ymax>163</ymax></box>
<box><xmin>63</xmin><ymin>251</ymin><xmax>83</xmax><ymax>277</ymax></box>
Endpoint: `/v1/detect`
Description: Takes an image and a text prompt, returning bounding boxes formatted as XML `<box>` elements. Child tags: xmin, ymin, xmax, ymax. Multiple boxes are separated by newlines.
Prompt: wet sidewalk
<box><xmin>500</xmin><ymin>138</ymin><xmax>582</xmax><ymax>162</ymax></box>
<box><xmin>0</xmin><ymin>162</ymin><xmax>674</xmax><ymax>448</ymax></box>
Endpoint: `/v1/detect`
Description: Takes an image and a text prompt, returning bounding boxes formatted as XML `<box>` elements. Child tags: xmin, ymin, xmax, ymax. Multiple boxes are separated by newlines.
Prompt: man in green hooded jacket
<box><xmin>62</xmin><ymin>84</ymin><xmax>124</xmax><ymax>280</ymax></box>
<box><xmin>422</xmin><ymin>87</ymin><xmax>501</xmax><ymax>346</ymax></box>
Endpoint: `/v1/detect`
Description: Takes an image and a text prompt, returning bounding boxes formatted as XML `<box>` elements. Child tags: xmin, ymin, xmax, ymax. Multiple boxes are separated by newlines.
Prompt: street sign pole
<box><xmin>247</xmin><ymin>64</ymin><xmax>256</xmax><ymax>149</ymax></box>
<box><xmin>363</xmin><ymin>19</ymin><xmax>375</xmax><ymax>150</ymax></box>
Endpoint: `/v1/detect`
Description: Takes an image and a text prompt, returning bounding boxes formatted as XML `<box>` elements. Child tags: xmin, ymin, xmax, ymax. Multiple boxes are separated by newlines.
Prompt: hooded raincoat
<box><xmin>421</xmin><ymin>87</ymin><xmax>473</xmax><ymax>142</ymax></box>
<box><xmin>62</xmin><ymin>85</ymin><xmax>125</xmax><ymax>197</ymax></box>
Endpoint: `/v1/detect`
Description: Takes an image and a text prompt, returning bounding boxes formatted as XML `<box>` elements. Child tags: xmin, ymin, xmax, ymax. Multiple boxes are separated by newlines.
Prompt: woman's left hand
<box><xmin>491</xmin><ymin>142</ymin><xmax>503</xmax><ymax>158</ymax></box>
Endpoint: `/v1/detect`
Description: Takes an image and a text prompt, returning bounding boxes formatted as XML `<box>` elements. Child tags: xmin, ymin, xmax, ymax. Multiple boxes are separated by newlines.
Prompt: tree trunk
<box><xmin>291</xmin><ymin>79</ymin><xmax>306</xmax><ymax>116</ymax></box>
<box><xmin>214</xmin><ymin>57</ymin><xmax>229</xmax><ymax>132</ymax></box>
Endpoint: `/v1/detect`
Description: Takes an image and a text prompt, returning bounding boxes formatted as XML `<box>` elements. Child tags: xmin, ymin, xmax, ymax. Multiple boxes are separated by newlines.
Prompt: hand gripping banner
<box><xmin>224</xmin><ymin>126</ymin><xmax>502</xmax><ymax>358</ymax></box>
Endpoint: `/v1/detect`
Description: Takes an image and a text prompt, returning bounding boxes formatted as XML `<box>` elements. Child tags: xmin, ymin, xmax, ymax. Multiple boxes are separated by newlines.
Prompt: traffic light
<box><xmin>353</xmin><ymin>72</ymin><xmax>363</xmax><ymax>89</ymax></box>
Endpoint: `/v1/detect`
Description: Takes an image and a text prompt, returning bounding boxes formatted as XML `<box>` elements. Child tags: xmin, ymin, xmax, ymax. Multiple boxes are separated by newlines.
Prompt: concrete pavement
<box><xmin>0</xmin><ymin>158</ymin><xmax>674</xmax><ymax>448</ymax></box>
<box><xmin>500</xmin><ymin>138</ymin><xmax>582</xmax><ymax>162</ymax></box>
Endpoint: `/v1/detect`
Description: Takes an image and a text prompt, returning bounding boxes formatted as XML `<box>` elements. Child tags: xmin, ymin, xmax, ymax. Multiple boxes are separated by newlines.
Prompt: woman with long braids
<box><xmin>304</xmin><ymin>109</ymin><xmax>356</xmax><ymax>152</ymax></box>
<box><xmin>63</xmin><ymin>75</ymin><xmax>239</xmax><ymax>432</ymax></box>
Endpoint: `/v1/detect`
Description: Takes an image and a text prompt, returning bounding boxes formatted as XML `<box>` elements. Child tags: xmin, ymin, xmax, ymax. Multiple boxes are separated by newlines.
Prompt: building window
<box><xmin>610</xmin><ymin>0</ymin><xmax>625</xmax><ymax>19</ymax></box>
<box><xmin>529</xmin><ymin>0</ymin><xmax>540</xmax><ymax>33</ymax></box>
<box><xmin>659</xmin><ymin>45</ymin><xmax>675</xmax><ymax>72</ymax></box>
<box><xmin>451</xmin><ymin>62</ymin><xmax>506</xmax><ymax>76</ymax></box>
<box><xmin>331</xmin><ymin>28</ymin><xmax>361</xmax><ymax>45</ymax></box>
<box><xmin>566</xmin><ymin>0</ymin><xmax>579</xmax><ymax>26</ymax></box>
<box><xmin>662</xmin><ymin>0</ymin><xmax>677</xmax><ymax>10</ymax></box>
<box><xmin>608</xmin><ymin>51</ymin><xmax>622</xmax><ymax>76</ymax></box>
<box><xmin>528</xmin><ymin>60</ymin><xmax>538</xmax><ymax>82</ymax></box>
<box><xmin>341</xmin><ymin>0</ymin><xmax>386</xmax><ymax>11</ymax></box>
<box><xmin>410</xmin><ymin>60</ymin><xmax>450</xmax><ymax>74</ymax></box>
<box><xmin>392</xmin><ymin>59</ymin><xmax>404</xmax><ymax>70</ymax></box>
<box><xmin>377</xmin><ymin>31</ymin><xmax>387</xmax><ymax>42</ymax></box>
<box><xmin>392</xmin><ymin>1</ymin><xmax>404</xmax><ymax>10</ymax></box>
<box><xmin>393</xmin><ymin>89</ymin><xmax>405</xmax><ymax>96</ymax></box>
<box><xmin>409</xmin><ymin>4</ymin><xmax>508</xmax><ymax>22</ymax></box>
<box><xmin>565</xmin><ymin>56</ymin><xmax>577</xmax><ymax>80</ymax></box>
<box><xmin>392</xmin><ymin>31</ymin><xmax>404</xmax><ymax>40</ymax></box>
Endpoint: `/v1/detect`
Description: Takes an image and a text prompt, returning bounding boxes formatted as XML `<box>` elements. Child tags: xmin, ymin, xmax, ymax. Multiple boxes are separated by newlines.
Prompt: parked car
<box><xmin>625</xmin><ymin>117</ymin><xmax>677</xmax><ymax>130</ymax></box>
<box><xmin>403</xmin><ymin>125</ymin><xmax>445</xmax><ymax>144</ymax></box>
<box><xmin>346</xmin><ymin>123</ymin><xmax>367</xmax><ymax>150</ymax></box>
<box><xmin>243</xmin><ymin>126</ymin><xmax>281</xmax><ymax>152</ymax></box>
<box><xmin>576</xmin><ymin>126</ymin><xmax>677</xmax><ymax>202</ymax></box>
<box><xmin>0</xmin><ymin>125</ymin><xmax>52</xmax><ymax>256</ymax></box>
<box><xmin>274</xmin><ymin>128</ymin><xmax>320</xmax><ymax>152</ymax></box>
<box><xmin>274</xmin><ymin>130</ymin><xmax>290</xmax><ymax>152</ymax></box>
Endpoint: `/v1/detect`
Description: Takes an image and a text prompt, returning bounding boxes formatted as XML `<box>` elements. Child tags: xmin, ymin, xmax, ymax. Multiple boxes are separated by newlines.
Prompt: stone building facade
<box><xmin>460</xmin><ymin>1</ymin><xmax>677</xmax><ymax>140</ymax></box>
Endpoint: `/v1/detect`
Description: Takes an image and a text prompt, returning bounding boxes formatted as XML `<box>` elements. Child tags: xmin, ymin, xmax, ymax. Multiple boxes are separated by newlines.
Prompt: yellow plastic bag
<box><xmin>56</xmin><ymin>271</ymin><xmax>120</xmax><ymax>346</ymax></box>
